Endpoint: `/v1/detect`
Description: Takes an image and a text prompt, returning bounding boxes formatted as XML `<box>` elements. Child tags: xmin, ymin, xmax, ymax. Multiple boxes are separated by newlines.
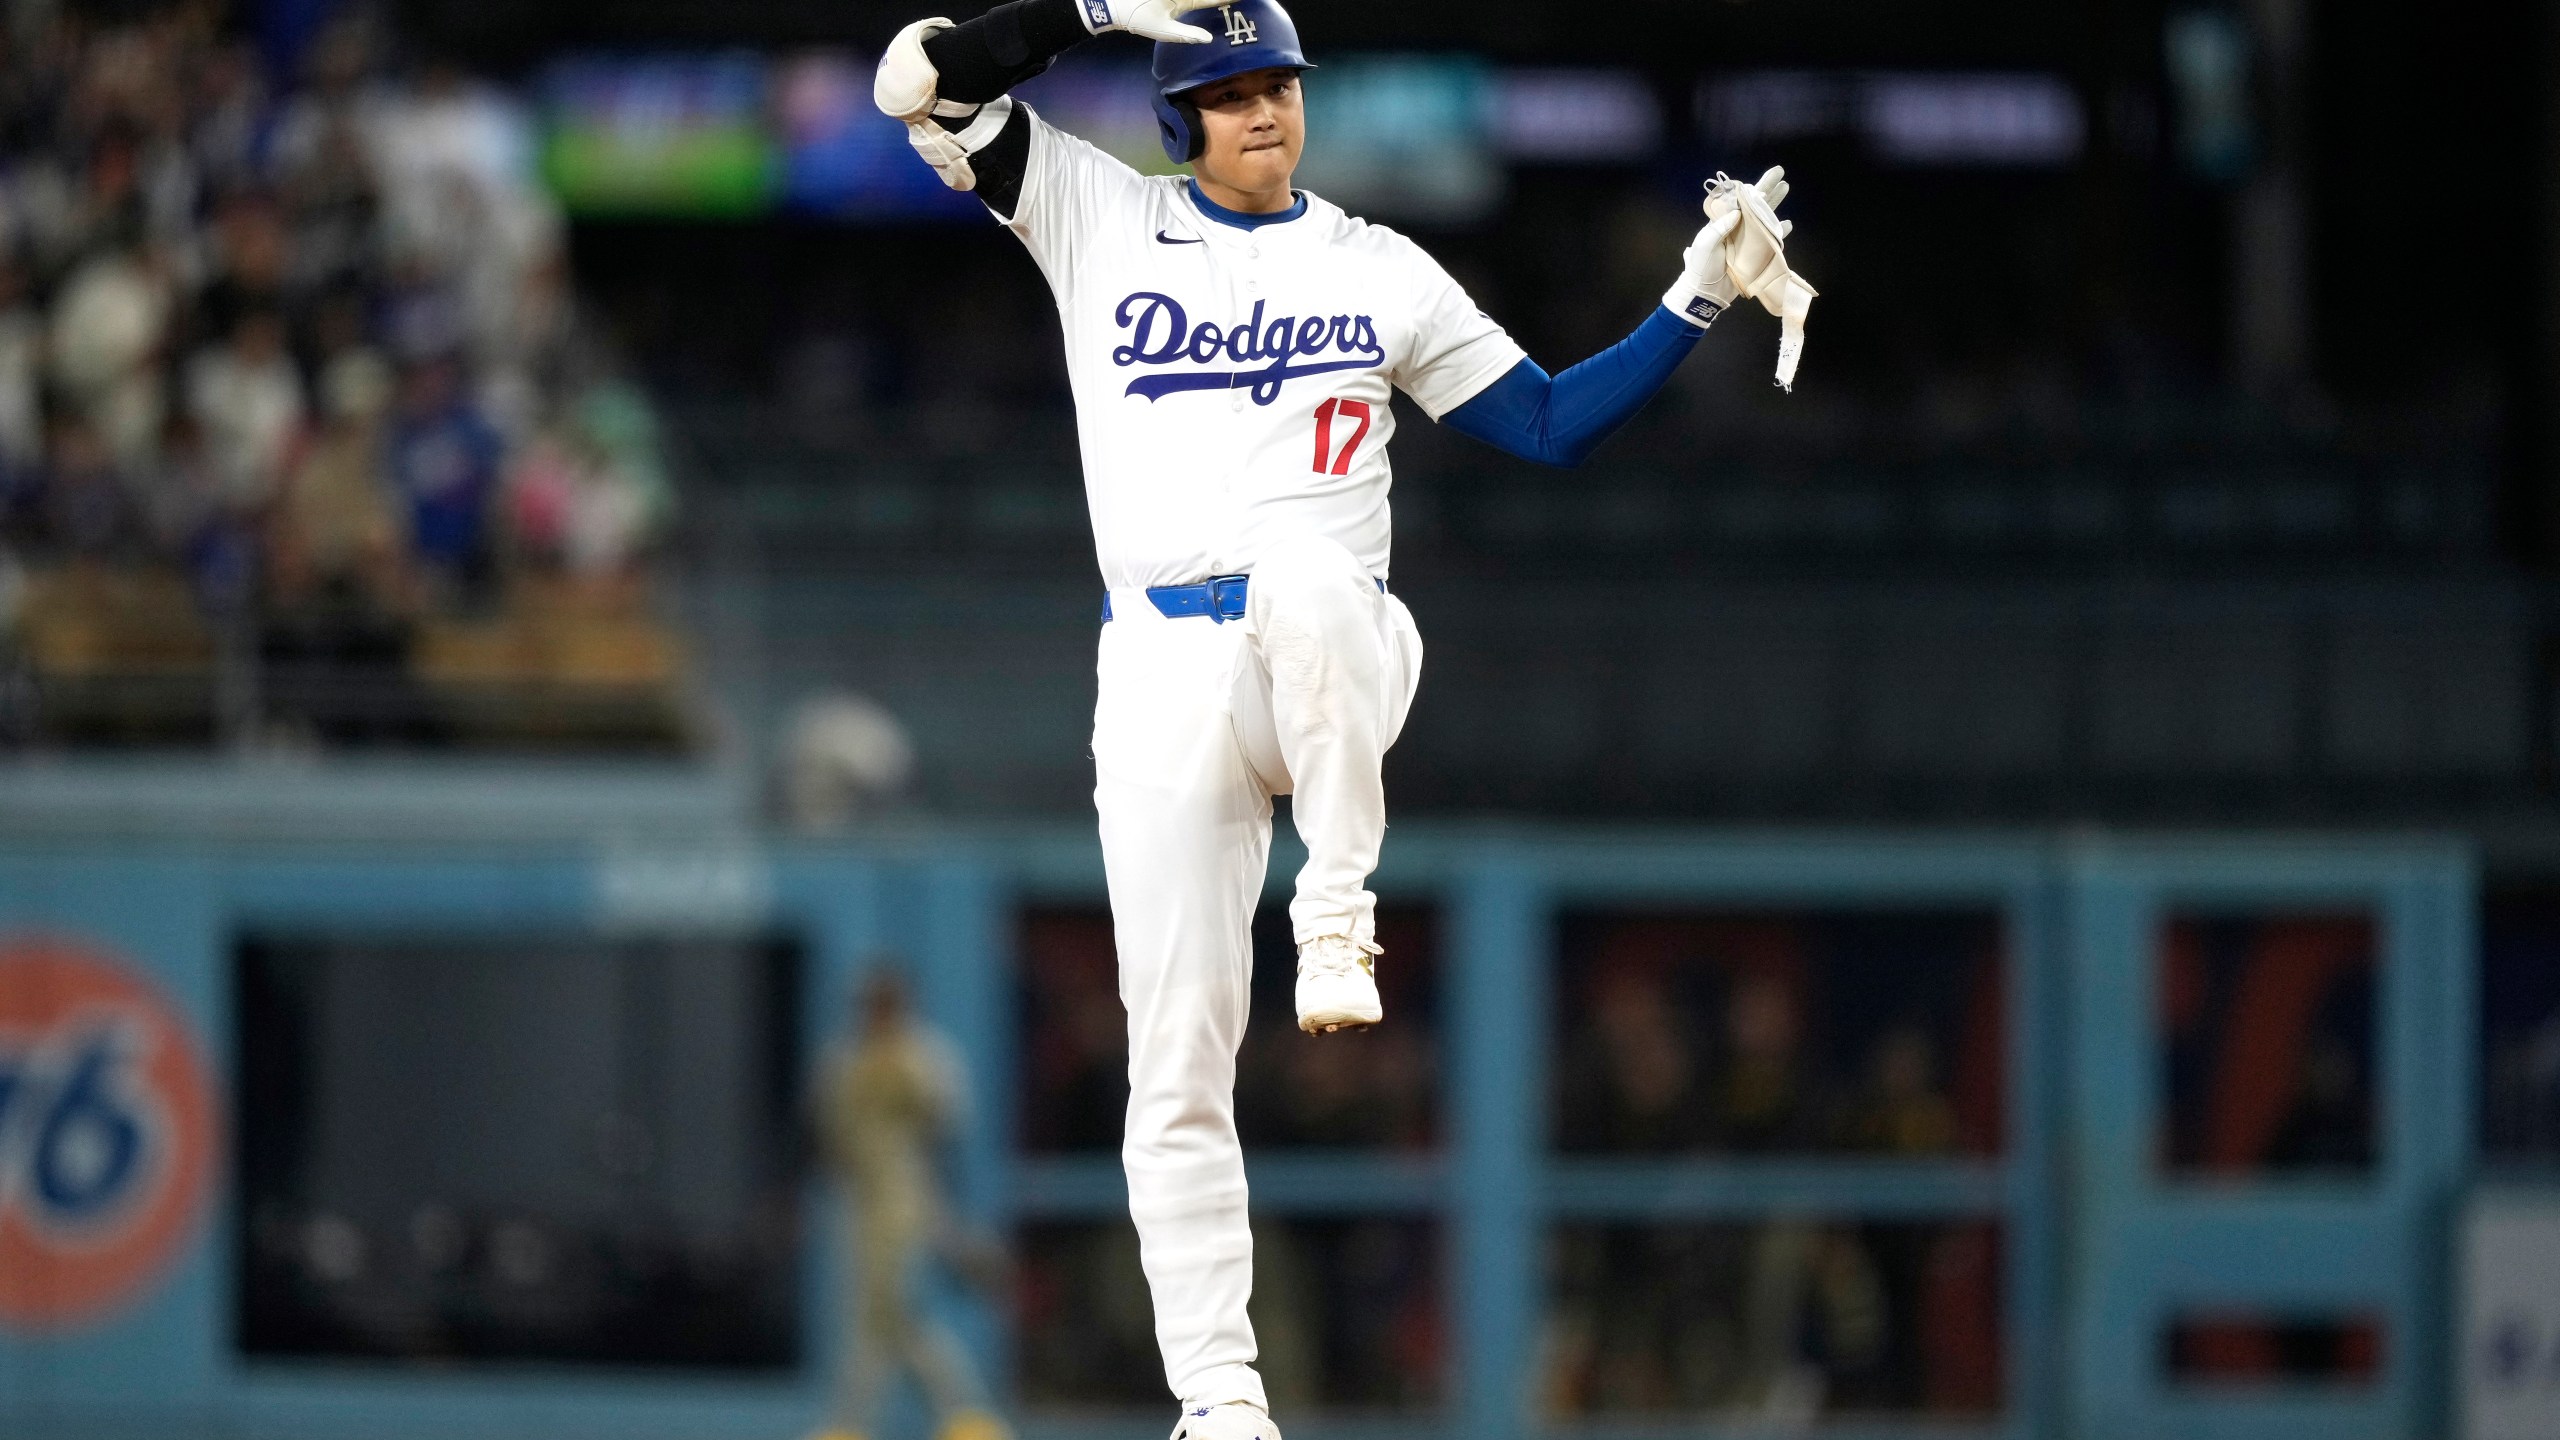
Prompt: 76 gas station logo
<box><xmin>0</xmin><ymin>940</ymin><xmax>216</xmax><ymax>1331</ymax></box>
<box><xmin>0</xmin><ymin>1020</ymin><xmax>168</xmax><ymax>1238</ymax></box>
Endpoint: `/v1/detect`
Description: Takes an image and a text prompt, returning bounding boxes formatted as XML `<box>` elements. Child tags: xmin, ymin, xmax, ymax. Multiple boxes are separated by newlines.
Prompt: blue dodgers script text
<box><xmin>1111</xmin><ymin>293</ymin><xmax>1384</xmax><ymax>405</ymax></box>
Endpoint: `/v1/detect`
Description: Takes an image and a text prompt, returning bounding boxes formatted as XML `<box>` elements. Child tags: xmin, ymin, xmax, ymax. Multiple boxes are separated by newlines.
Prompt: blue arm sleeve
<box><xmin>1439</xmin><ymin>305</ymin><xmax>1702</xmax><ymax>468</ymax></box>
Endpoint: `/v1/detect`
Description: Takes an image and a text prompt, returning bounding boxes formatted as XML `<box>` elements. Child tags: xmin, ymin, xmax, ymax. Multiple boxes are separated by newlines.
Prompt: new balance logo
<box><xmin>1685</xmin><ymin>295</ymin><xmax>1725</xmax><ymax>326</ymax></box>
<box><xmin>1221</xmin><ymin>6</ymin><xmax>1258</xmax><ymax>44</ymax></box>
<box><xmin>1084</xmin><ymin>0</ymin><xmax>1111</xmax><ymax>27</ymax></box>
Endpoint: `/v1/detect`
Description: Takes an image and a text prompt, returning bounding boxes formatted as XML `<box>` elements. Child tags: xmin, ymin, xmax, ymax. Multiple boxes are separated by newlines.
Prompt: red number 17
<box><xmin>1312</xmin><ymin>397</ymin><xmax>1372</xmax><ymax>475</ymax></box>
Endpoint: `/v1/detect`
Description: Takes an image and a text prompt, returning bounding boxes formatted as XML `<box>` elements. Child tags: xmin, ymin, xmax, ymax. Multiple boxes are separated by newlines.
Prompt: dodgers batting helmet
<box><xmin>1151</xmin><ymin>0</ymin><xmax>1314</xmax><ymax>165</ymax></box>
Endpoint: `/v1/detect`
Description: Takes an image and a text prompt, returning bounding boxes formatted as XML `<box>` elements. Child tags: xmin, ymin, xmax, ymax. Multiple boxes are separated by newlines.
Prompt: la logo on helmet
<box><xmin>1221</xmin><ymin>6</ymin><xmax>1258</xmax><ymax>44</ymax></box>
<box><xmin>0</xmin><ymin>937</ymin><xmax>217</xmax><ymax>1332</ymax></box>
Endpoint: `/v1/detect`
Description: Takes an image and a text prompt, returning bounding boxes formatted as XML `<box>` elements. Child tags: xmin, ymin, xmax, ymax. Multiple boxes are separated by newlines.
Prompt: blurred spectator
<box><xmin>34</xmin><ymin>414</ymin><xmax>146</xmax><ymax>558</ymax></box>
<box><xmin>567</xmin><ymin>380</ymin><xmax>669</xmax><ymax>535</ymax></box>
<box><xmin>367</xmin><ymin>59</ymin><xmax>557</xmax><ymax>389</ymax></box>
<box><xmin>378</xmin><ymin>251</ymin><xmax>466</xmax><ymax>363</ymax></box>
<box><xmin>193</xmin><ymin>192</ymin><xmax>296</xmax><ymax>349</ymax></box>
<box><xmin>266</xmin><ymin>15</ymin><xmax>389</xmax><ymax>181</ymax></box>
<box><xmin>369</xmin><ymin>60</ymin><xmax>535</xmax><ymax>231</ymax></box>
<box><xmin>1543</xmin><ymin>916</ymin><xmax>2005</xmax><ymax>1420</ymax></box>
<box><xmin>27</xmin><ymin>121</ymin><xmax>153</xmax><ymax>272</ymax></box>
<box><xmin>1545</xmin><ymin>1221</ymin><xmax>1904</xmax><ymax>1419</ymax></box>
<box><xmin>300</xmin><ymin>285</ymin><xmax>373</xmax><ymax>377</ymax></box>
<box><xmin>1559</xmin><ymin>964</ymin><xmax>1709</xmax><ymax>1152</ymax></box>
<box><xmin>1014</xmin><ymin>1222</ymin><xmax>1160</xmax><ymax>1404</ymax></box>
<box><xmin>1016</xmin><ymin>1215</ymin><xmax>1442</xmax><ymax>1411</ymax></box>
<box><xmin>1557</xmin><ymin>913</ymin><xmax>2004</xmax><ymax>1158</ymax></box>
<box><xmin>385</xmin><ymin>356</ymin><xmax>500</xmax><ymax>601</ymax></box>
<box><xmin>256</xmin><ymin>341</ymin><xmax>410</xmax><ymax>714</ymax></box>
<box><xmin>48</xmin><ymin>243</ymin><xmax>171</xmax><ymax>466</ymax></box>
<box><xmin>1018</xmin><ymin>911</ymin><xmax>1131</xmax><ymax>1152</ymax></box>
<box><xmin>0</xmin><ymin>1</ymin><xmax>671</xmax><ymax>752</ymax></box>
<box><xmin>1738</xmin><ymin>1222</ymin><xmax>1888</xmax><ymax>1414</ymax></box>
<box><xmin>130</xmin><ymin>407</ymin><xmax>211</xmax><ymax>549</ymax></box>
<box><xmin>278</xmin><ymin>119</ymin><xmax>382</xmax><ymax>299</ymax></box>
<box><xmin>270</xmin><ymin>349</ymin><xmax>402</xmax><ymax>603</ymax></box>
<box><xmin>142</xmin><ymin>409</ymin><xmax>256</xmax><ymax>614</ymax></box>
<box><xmin>501</xmin><ymin>380</ymin><xmax>671</xmax><ymax>587</ymax></box>
<box><xmin>184</xmin><ymin>42</ymin><xmax>270</xmax><ymax>195</ymax></box>
<box><xmin>184</xmin><ymin>306</ymin><xmax>305</xmax><ymax>512</ymax></box>
<box><xmin>477</xmin><ymin>250</ymin><xmax>574</xmax><ymax>433</ymax></box>
<box><xmin>1248</xmin><ymin>1218</ymin><xmax>1443</xmax><ymax>1411</ymax></box>
<box><xmin>498</xmin><ymin>423</ymin><xmax>577</xmax><ymax>557</ymax></box>
<box><xmin>1235</xmin><ymin>908</ymin><xmax>1438</xmax><ymax>1149</ymax></box>
<box><xmin>1251</xmin><ymin>1015</ymin><xmax>1432</xmax><ymax>1147</ymax></box>
<box><xmin>0</xmin><ymin>258</ymin><xmax>43</xmax><ymax>476</ymax></box>
<box><xmin>1715</xmin><ymin>971</ymin><xmax>1816</xmax><ymax>1152</ymax></box>
<box><xmin>1848</xmin><ymin>1025</ymin><xmax>1958</xmax><ymax>1156</ymax></box>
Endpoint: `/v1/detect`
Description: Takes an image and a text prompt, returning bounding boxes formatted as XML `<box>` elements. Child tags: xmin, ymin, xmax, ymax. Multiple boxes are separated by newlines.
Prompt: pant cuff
<box><xmin>1177</xmin><ymin>1362</ymin><xmax>1270</xmax><ymax>1413</ymax></box>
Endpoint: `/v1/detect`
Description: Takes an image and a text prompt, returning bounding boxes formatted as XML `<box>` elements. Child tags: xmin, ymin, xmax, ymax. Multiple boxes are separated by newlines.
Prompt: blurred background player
<box><xmin>813</xmin><ymin>970</ymin><xmax>1012</xmax><ymax>1440</ymax></box>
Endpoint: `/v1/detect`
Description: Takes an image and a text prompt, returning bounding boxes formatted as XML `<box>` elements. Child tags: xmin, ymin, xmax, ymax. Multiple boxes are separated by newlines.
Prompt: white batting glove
<box><xmin>875</xmin><ymin>17</ymin><xmax>960</xmax><ymax>123</ymax></box>
<box><xmin>876</xmin><ymin>16</ymin><xmax>1020</xmax><ymax>191</ymax></box>
<box><xmin>1073</xmin><ymin>0</ymin><xmax>1225</xmax><ymax>44</ymax></box>
<box><xmin>907</xmin><ymin>95</ymin><xmax>1014</xmax><ymax>190</ymax></box>
<box><xmin>1707</xmin><ymin>166</ymin><xmax>1801</xmax><ymax>303</ymax></box>
<box><xmin>1703</xmin><ymin>166</ymin><xmax>1817</xmax><ymax>391</ymax></box>
<box><xmin>1663</xmin><ymin>208</ymin><xmax>1744</xmax><ymax>331</ymax></box>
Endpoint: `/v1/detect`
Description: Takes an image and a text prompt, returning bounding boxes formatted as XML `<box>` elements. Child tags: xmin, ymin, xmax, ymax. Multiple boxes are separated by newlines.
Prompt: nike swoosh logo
<box><xmin>1156</xmin><ymin>231</ymin><xmax>1204</xmax><ymax>245</ymax></box>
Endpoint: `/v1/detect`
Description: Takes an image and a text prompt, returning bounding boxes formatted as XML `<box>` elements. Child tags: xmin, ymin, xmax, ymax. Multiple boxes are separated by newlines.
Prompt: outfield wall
<box><xmin>0</xmin><ymin>825</ymin><xmax>2493</xmax><ymax>1440</ymax></box>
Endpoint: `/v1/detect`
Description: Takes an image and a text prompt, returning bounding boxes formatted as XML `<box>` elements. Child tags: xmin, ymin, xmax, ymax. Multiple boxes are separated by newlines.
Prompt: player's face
<box><xmin>1189</xmin><ymin>67</ymin><xmax>1304</xmax><ymax>204</ymax></box>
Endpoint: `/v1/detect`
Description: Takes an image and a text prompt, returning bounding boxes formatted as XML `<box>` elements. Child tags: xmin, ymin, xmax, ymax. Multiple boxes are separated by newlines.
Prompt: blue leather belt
<box><xmin>1101</xmin><ymin>574</ymin><xmax>1383</xmax><ymax>624</ymax></box>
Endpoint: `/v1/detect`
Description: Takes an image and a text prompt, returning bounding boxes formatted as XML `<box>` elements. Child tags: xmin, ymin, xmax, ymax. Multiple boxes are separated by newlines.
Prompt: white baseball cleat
<box><xmin>1295</xmin><ymin>934</ymin><xmax>1383</xmax><ymax>1034</ymax></box>
<box><xmin>1170</xmin><ymin>1403</ymin><xmax>1282</xmax><ymax>1440</ymax></box>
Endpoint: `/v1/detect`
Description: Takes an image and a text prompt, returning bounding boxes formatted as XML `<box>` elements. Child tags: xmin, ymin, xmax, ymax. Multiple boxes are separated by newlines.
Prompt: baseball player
<box><xmin>871</xmin><ymin>5</ymin><xmax>1802</xmax><ymax>1437</ymax></box>
<box><xmin>813</xmin><ymin>972</ymin><xmax>1010</xmax><ymax>1440</ymax></box>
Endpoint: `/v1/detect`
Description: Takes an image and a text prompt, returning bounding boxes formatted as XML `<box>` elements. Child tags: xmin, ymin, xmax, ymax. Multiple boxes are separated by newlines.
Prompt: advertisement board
<box><xmin>2465</xmin><ymin>1192</ymin><xmax>2560</xmax><ymax>1440</ymax></box>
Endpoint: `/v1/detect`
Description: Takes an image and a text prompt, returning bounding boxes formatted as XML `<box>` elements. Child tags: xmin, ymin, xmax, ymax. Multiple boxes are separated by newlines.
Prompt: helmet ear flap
<box><xmin>1175</xmin><ymin>95</ymin><xmax>1205</xmax><ymax>162</ymax></box>
<box><xmin>1152</xmin><ymin>91</ymin><xmax>1206</xmax><ymax>165</ymax></box>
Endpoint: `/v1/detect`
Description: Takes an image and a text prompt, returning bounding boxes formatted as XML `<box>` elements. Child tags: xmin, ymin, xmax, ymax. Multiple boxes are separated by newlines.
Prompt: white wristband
<box><xmin>1663</xmin><ymin>283</ymin><xmax>1731</xmax><ymax>331</ymax></box>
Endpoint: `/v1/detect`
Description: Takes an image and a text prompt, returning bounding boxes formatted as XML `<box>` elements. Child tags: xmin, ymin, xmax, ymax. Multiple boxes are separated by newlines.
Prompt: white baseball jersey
<box><xmin>1003</xmin><ymin>107</ymin><xmax>1526</xmax><ymax>591</ymax></box>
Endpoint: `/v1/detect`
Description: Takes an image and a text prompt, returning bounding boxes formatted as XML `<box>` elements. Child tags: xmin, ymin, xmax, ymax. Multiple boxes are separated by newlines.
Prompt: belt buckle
<box><xmin>1208</xmin><ymin>574</ymin><xmax>1248</xmax><ymax>624</ymax></box>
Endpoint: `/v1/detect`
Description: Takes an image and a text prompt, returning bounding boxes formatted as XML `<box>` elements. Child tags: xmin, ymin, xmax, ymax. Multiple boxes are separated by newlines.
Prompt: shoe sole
<box><xmin>1298</xmin><ymin>1013</ymin><xmax>1382</xmax><ymax>1035</ymax></box>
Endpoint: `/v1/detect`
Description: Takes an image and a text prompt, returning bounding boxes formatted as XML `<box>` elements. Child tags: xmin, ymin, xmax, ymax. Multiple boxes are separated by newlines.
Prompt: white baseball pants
<box><xmin>1091</xmin><ymin>533</ymin><xmax>1423</xmax><ymax>1411</ymax></box>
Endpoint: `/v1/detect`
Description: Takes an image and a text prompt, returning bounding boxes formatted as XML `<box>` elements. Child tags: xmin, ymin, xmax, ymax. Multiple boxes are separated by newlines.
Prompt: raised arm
<box><xmin>874</xmin><ymin>0</ymin><xmax>1222</xmax><ymax>216</ymax></box>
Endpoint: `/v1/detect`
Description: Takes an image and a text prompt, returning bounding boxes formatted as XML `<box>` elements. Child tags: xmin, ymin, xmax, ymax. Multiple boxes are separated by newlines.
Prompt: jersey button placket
<box><xmin>1218</xmin><ymin>238</ymin><xmax>1250</xmax><ymax>412</ymax></box>
<box><xmin>1246</xmin><ymin>239</ymin><xmax>1273</xmax><ymax>408</ymax></box>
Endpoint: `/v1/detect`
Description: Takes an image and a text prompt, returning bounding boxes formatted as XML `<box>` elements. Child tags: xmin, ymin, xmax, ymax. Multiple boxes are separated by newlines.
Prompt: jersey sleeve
<box><xmin>1390</xmin><ymin>244</ymin><xmax>1530</xmax><ymax>420</ymax></box>
<box><xmin>1001</xmin><ymin>106</ymin><xmax>1156</xmax><ymax>285</ymax></box>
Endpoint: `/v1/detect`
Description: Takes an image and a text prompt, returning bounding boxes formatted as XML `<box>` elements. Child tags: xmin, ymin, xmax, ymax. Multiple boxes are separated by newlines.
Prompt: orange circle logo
<box><xmin>0</xmin><ymin>937</ymin><xmax>218</xmax><ymax>1331</ymax></box>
